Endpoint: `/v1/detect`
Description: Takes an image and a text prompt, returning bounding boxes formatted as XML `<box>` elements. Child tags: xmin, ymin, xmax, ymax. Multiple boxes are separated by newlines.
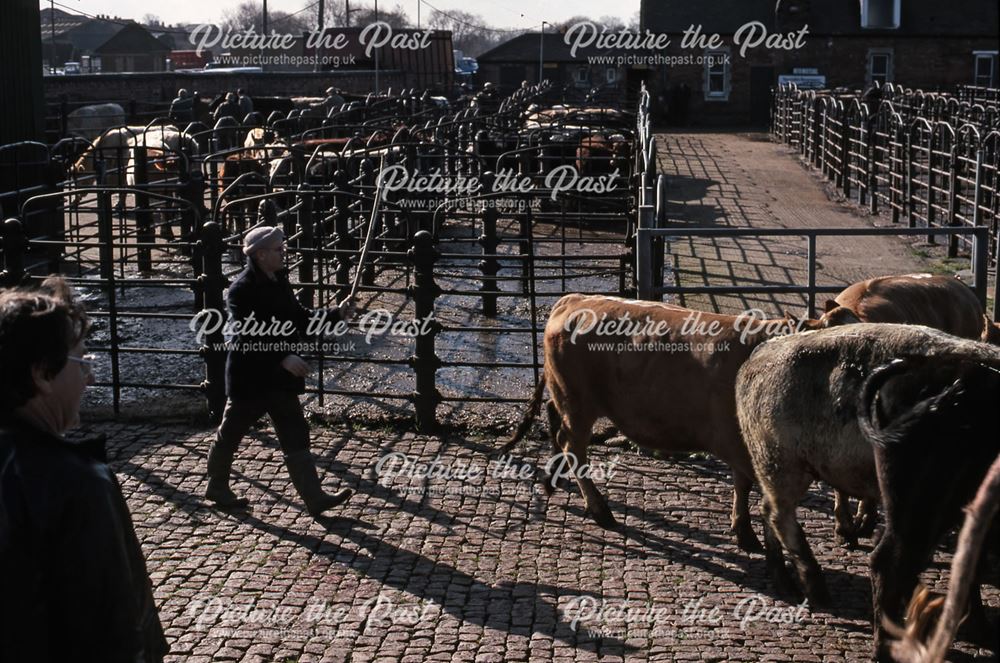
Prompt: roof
<box><xmin>38</xmin><ymin>7</ymin><xmax>89</xmax><ymax>37</ymax></box>
<box><xmin>94</xmin><ymin>23</ymin><xmax>171</xmax><ymax>54</ymax></box>
<box><xmin>62</xmin><ymin>18</ymin><xmax>124</xmax><ymax>52</ymax></box>
<box><xmin>478</xmin><ymin>32</ymin><xmax>644</xmax><ymax>64</ymax></box>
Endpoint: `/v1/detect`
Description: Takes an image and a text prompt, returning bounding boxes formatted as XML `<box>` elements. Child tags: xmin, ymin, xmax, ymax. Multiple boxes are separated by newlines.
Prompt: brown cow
<box><xmin>575</xmin><ymin>134</ymin><xmax>631</xmax><ymax>175</ymax></box>
<box><xmin>819</xmin><ymin>273</ymin><xmax>996</xmax><ymax>343</ymax></box>
<box><xmin>502</xmin><ymin>294</ymin><xmax>815</xmax><ymax>552</ymax></box>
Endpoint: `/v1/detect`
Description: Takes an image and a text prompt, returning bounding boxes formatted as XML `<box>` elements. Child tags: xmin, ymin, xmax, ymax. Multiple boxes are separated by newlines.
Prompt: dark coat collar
<box><xmin>0</xmin><ymin>415</ymin><xmax>108</xmax><ymax>462</ymax></box>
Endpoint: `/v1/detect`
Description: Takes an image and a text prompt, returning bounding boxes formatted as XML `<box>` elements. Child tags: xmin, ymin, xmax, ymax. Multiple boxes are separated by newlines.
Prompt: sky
<box><xmin>43</xmin><ymin>0</ymin><xmax>641</xmax><ymax>31</ymax></box>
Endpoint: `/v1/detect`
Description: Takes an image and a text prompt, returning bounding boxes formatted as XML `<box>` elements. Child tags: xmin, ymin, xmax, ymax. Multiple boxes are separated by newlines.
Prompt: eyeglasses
<box><xmin>66</xmin><ymin>354</ymin><xmax>96</xmax><ymax>374</ymax></box>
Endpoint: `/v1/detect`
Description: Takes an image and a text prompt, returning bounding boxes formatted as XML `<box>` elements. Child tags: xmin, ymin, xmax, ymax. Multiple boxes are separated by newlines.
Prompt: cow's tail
<box><xmin>496</xmin><ymin>374</ymin><xmax>547</xmax><ymax>456</ymax></box>
<box><xmin>858</xmin><ymin>355</ymin><xmax>971</xmax><ymax>449</ymax></box>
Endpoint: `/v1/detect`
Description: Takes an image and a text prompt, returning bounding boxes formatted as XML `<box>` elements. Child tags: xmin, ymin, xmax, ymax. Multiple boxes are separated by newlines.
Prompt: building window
<box><xmin>867</xmin><ymin>49</ymin><xmax>893</xmax><ymax>85</ymax></box>
<box><xmin>974</xmin><ymin>52</ymin><xmax>998</xmax><ymax>87</ymax></box>
<box><xmin>606</xmin><ymin>68</ymin><xmax>618</xmax><ymax>84</ymax></box>
<box><xmin>575</xmin><ymin>67</ymin><xmax>589</xmax><ymax>85</ymax></box>
<box><xmin>705</xmin><ymin>50</ymin><xmax>730</xmax><ymax>101</ymax></box>
<box><xmin>861</xmin><ymin>0</ymin><xmax>900</xmax><ymax>29</ymax></box>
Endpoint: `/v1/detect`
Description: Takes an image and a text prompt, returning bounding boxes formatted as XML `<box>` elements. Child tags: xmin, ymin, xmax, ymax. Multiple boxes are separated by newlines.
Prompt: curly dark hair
<box><xmin>0</xmin><ymin>276</ymin><xmax>90</xmax><ymax>414</ymax></box>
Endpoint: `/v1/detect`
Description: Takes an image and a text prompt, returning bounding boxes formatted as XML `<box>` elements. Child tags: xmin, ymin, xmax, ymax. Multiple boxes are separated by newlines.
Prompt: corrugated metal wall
<box><xmin>0</xmin><ymin>0</ymin><xmax>44</xmax><ymax>144</ymax></box>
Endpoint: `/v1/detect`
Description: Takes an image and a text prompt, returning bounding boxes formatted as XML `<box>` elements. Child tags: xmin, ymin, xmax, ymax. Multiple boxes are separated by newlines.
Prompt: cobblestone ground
<box><xmin>87</xmin><ymin>419</ymin><xmax>998</xmax><ymax>663</ymax></box>
<box><xmin>654</xmin><ymin>131</ymin><xmax>980</xmax><ymax>316</ymax></box>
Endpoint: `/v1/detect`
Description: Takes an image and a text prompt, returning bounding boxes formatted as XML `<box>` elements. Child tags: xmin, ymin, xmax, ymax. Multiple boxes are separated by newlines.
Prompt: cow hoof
<box><xmin>836</xmin><ymin>533</ymin><xmax>860</xmax><ymax>550</ymax></box>
<box><xmin>855</xmin><ymin>515</ymin><xmax>878</xmax><ymax>539</ymax></box>
<box><xmin>806</xmin><ymin>583</ymin><xmax>832</xmax><ymax>609</ymax></box>
<box><xmin>590</xmin><ymin>508</ymin><xmax>619</xmax><ymax>530</ymax></box>
<box><xmin>773</xmin><ymin>570</ymin><xmax>801</xmax><ymax>601</ymax></box>
<box><xmin>735</xmin><ymin>528</ymin><xmax>765</xmax><ymax>554</ymax></box>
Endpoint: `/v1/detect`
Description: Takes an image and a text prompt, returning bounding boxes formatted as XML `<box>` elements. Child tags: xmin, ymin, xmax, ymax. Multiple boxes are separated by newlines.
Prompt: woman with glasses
<box><xmin>0</xmin><ymin>276</ymin><xmax>168</xmax><ymax>662</ymax></box>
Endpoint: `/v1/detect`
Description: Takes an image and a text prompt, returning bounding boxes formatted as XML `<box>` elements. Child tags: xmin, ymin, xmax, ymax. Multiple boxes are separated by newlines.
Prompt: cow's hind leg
<box><xmin>732</xmin><ymin>470</ymin><xmax>763</xmax><ymax>553</ymax></box>
<box><xmin>765</xmin><ymin>488</ymin><xmax>831</xmax><ymax>607</ymax></box>
<box><xmin>834</xmin><ymin>490</ymin><xmax>859</xmax><ymax>549</ymax></box>
<box><xmin>557</xmin><ymin>421</ymin><xmax>617</xmax><ymax>529</ymax></box>
<box><xmin>761</xmin><ymin>499</ymin><xmax>799</xmax><ymax>599</ymax></box>
<box><xmin>539</xmin><ymin>400</ymin><xmax>572</xmax><ymax>496</ymax></box>
<box><xmin>854</xmin><ymin>498</ymin><xmax>879</xmax><ymax>539</ymax></box>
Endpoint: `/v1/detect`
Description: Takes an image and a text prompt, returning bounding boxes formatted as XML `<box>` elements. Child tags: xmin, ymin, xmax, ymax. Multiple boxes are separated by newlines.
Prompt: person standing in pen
<box><xmin>205</xmin><ymin>226</ymin><xmax>356</xmax><ymax>517</ymax></box>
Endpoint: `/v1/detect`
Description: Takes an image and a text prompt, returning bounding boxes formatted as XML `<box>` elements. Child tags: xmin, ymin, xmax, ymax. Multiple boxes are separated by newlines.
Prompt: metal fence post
<box><xmin>972</xmin><ymin>227</ymin><xmax>989</xmax><ymax>310</ymax></box>
<box><xmin>179</xmin><ymin>171</ymin><xmax>206</xmax><ymax>262</ymax></box>
<box><xmin>97</xmin><ymin>189</ymin><xmax>115</xmax><ymax>293</ymax></box>
<box><xmin>947</xmin><ymin>141</ymin><xmax>959</xmax><ymax>257</ymax></box>
<box><xmin>408</xmin><ymin>230</ymin><xmax>441</xmax><ymax>432</ymax></box>
<box><xmin>198</xmin><ymin>221</ymin><xmax>227</xmax><ymax>423</ymax></box>
<box><xmin>994</xmin><ymin>228</ymin><xmax>1000</xmax><ymax>323</ymax></box>
<box><xmin>807</xmin><ymin>234</ymin><xmax>817</xmax><ymax>318</ymax></box>
<box><xmin>297</xmin><ymin>188</ymin><xmax>315</xmax><ymax>308</ymax></box>
<box><xmin>479</xmin><ymin>185</ymin><xmax>499</xmax><ymax>316</ymax></box>
<box><xmin>133</xmin><ymin>145</ymin><xmax>154</xmax><ymax>272</ymax></box>
<box><xmin>636</xmin><ymin>205</ymin><xmax>654</xmax><ymax>301</ymax></box>
<box><xmin>334</xmin><ymin>198</ymin><xmax>354</xmax><ymax>300</ymax></box>
<box><xmin>0</xmin><ymin>218</ymin><xmax>27</xmax><ymax>287</ymax></box>
<box><xmin>519</xmin><ymin>209</ymin><xmax>532</xmax><ymax>295</ymax></box>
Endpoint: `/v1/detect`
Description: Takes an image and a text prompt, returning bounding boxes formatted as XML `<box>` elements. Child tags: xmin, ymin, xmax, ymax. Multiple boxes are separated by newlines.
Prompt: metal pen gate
<box><xmin>635</xmin><ymin>225</ymin><xmax>999</xmax><ymax>321</ymax></box>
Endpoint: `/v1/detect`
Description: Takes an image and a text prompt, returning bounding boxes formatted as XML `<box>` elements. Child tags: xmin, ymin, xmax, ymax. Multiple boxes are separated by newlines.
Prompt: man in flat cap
<box><xmin>205</xmin><ymin>226</ymin><xmax>355</xmax><ymax>517</ymax></box>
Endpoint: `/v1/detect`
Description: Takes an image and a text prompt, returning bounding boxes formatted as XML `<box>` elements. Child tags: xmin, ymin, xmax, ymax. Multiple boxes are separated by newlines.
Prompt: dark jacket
<box><xmin>224</xmin><ymin>258</ymin><xmax>341</xmax><ymax>400</ymax></box>
<box><xmin>168</xmin><ymin>96</ymin><xmax>194</xmax><ymax>123</ymax></box>
<box><xmin>0</xmin><ymin>419</ymin><xmax>168</xmax><ymax>663</ymax></box>
<box><xmin>213</xmin><ymin>100</ymin><xmax>240</xmax><ymax>122</ymax></box>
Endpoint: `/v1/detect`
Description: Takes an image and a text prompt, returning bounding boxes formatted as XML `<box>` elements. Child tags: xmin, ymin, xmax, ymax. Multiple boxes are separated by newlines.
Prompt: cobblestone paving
<box><xmin>89</xmin><ymin>419</ymin><xmax>998</xmax><ymax>662</ymax></box>
<box><xmin>654</xmin><ymin>131</ymin><xmax>965</xmax><ymax>316</ymax></box>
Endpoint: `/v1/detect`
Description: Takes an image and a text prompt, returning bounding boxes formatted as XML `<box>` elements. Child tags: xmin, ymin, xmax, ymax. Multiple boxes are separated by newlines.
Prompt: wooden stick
<box><xmin>348</xmin><ymin>152</ymin><xmax>387</xmax><ymax>302</ymax></box>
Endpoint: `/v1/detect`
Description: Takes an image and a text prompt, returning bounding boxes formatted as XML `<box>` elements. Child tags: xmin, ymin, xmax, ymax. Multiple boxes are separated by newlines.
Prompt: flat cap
<box><xmin>243</xmin><ymin>226</ymin><xmax>284</xmax><ymax>255</ymax></box>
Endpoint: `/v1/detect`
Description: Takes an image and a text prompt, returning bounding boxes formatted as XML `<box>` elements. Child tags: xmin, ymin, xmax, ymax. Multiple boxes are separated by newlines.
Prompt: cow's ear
<box><xmin>824</xmin><ymin>299</ymin><xmax>838</xmax><ymax>313</ymax></box>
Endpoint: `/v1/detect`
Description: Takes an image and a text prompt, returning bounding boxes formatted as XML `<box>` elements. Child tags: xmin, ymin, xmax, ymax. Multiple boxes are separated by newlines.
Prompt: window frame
<box><xmin>867</xmin><ymin>48</ymin><xmax>894</xmax><ymax>86</ymax></box>
<box><xmin>704</xmin><ymin>49</ymin><xmax>730</xmax><ymax>101</ymax></box>
<box><xmin>860</xmin><ymin>0</ymin><xmax>901</xmax><ymax>29</ymax></box>
<box><xmin>973</xmin><ymin>51</ymin><xmax>998</xmax><ymax>87</ymax></box>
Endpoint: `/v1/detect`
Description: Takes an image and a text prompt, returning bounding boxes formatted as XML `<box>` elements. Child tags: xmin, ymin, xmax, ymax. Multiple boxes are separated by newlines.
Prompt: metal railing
<box><xmin>636</xmin><ymin>225</ymin><xmax>998</xmax><ymax>321</ymax></box>
<box><xmin>772</xmin><ymin>83</ymin><xmax>1000</xmax><ymax>263</ymax></box>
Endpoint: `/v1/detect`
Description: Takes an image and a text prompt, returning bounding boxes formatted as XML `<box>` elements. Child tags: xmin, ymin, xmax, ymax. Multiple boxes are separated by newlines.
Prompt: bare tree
<box><xmin>142</xmin><ymin>13</ymin><xmax>163</xmax><ymax>27</ymax></box>
<box><xmin>351</xmin><ymin>3</ymin><xmax>412</xmax><ymax>29</ymax></box>
<box><xmin>426</xmin><ymin>9</ymin><xmax>508</xmax><ymax>56</ymax></box>
<box><xmin>221</xmin><ymin>1</ymin><xmax>311</xmax><ymax>35</ymax></box>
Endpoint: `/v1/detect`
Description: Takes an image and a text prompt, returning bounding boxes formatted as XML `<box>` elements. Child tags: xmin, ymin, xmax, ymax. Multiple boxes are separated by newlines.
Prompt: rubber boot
<box><xmin>284</xmin><ymin>450</ymin><xmax>352</xmax><ymax>517</ymax></box>
<box><xmin>205</xmin><ymin>438</ymin><xmax>249</xmax><ymax>508</ymax></box>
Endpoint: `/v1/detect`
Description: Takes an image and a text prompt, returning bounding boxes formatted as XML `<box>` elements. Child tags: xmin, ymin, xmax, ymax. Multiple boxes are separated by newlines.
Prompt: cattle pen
<box><xmin>1</xmin><ymin>81</ymin><xmax>645</xmax><ymax>427</ymax></box>
<box><xmin>2</xmin><ymin>70</ymin><xmax>1000</xmax><ymax>663</ymax></box>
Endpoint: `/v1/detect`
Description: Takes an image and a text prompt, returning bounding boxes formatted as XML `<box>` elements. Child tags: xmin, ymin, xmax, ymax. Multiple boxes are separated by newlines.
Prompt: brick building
<box><xmin>477</xmin><ymin>32</ymin><xmax>632</xmax><ymax>96</ymax></box>
<box><xmin>640</xmin><ymin>0</ymin><xmax>999</xmax><ymax>125</ymax></box>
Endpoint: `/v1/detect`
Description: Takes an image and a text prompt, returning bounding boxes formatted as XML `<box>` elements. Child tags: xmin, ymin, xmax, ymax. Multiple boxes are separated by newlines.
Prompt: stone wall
<box><xmin>42</xmin><ymin>70</ymin><xmax>408</xmax><ymax>105</ymax></box>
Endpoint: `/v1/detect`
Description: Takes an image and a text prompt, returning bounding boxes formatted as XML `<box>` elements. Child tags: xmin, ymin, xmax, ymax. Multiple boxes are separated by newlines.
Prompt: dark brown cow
<box><xmin>502</xmin><ymin>294</ymin><xmax>816</xmax><ymax>552</ymax></box>
<box><xmin>859</xmin><ymin>354</ymin><xmax>1000</xmax><ymax>662</ymax></box>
